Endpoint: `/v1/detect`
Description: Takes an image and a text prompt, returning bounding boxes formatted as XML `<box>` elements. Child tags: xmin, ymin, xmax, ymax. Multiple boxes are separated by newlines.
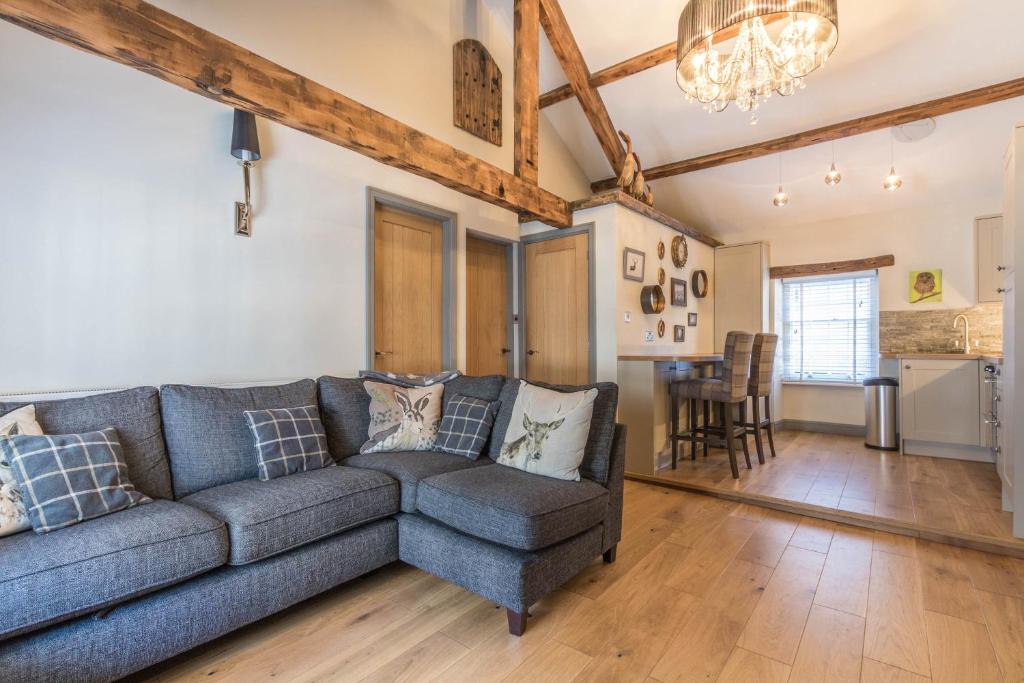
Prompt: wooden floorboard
<box><xmin>131</xmin><ymin>480</ymin><xmax>1024</xmax><ymax>683</ymax></box>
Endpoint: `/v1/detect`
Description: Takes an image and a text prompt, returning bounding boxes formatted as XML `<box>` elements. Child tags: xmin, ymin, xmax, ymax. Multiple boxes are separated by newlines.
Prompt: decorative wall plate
<box><xmin>640</xmin><ymin>285</ymin><xmax>666</xmax><ymax>314</ymax></box>
<box><xmin>657</xmin><ymin>319</ymin><xmax>666</xmax><ymax>338</ymax></box>
<box><xmin>691</xmin><ymin>269</ymin><xmax>709</xmax><ymax>298</ymax></box>
<box><xmin>657</xmin><ymin>267</ymin><xmax>666</xmax><ymax>285</ymax></box>
<box><xmin>657</xmin><ymin>241</ymin><xmax>665</xmax><ymax>260</ymax></box>
<box><xmin>671</xmin><ymin>235</ymin><xmax>688</xmax><ymax>269</ymax></box>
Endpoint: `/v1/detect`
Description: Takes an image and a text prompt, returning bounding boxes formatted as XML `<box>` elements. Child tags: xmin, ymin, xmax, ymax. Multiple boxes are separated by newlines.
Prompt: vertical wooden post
<box><xmin>513</xmin><ymin>0</ymin><xmax>539</xmax><ymax>183</ymax></box>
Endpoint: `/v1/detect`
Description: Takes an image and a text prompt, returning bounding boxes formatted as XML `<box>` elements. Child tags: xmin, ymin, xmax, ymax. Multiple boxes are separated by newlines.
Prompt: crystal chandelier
<box><xmin>676</xmin><ymin>0</ymin><xmax>839</xmax><ymax>124</ymax></box>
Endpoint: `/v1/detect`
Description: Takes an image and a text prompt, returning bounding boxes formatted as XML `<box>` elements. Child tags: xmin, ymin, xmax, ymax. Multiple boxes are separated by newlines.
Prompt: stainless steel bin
<box><xmin>864</xmin><ymin>376</ymin><xmax>898</xmax><ymax>451</ymax></box>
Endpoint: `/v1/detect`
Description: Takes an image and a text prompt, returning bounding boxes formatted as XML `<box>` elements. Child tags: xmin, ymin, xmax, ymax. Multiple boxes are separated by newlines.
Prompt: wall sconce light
<box><xmin>230</xmin><ymin>109</ymin><xmax>261</xmax><ymax>236</ymax></box>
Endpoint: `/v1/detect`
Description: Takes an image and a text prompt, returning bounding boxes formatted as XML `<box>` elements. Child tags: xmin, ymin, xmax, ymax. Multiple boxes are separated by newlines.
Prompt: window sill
<box><xmin>781</xmin><ymin>381</ymin><xmax>865</xmax><ymax>389</ymax></box>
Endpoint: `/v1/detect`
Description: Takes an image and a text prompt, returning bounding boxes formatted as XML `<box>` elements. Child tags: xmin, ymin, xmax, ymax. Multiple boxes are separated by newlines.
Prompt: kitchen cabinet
<box><xmin>900</xmin><ymin>359</ymin><xmax>981</xmax><ymax>446</ymax></box>
<box><xmin>713</xmin><ymin>242</ymin><xmax>769</xmax><ymax>352</ymax></box>
<box><xmin>977</xmin><ymin>215</ymin><xmax>1004</xmax><ymax>303</ymax></box>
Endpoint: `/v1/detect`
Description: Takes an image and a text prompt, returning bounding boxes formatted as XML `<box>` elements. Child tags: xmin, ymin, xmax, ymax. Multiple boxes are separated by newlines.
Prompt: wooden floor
<box><xmin>131</xmin><ymin>480</ymin><xmax>1024</xmax><ymax>683</ymax></box>
<box><xmin>655</xmin><ymin>429</ymin><xmax>1019</xmax><ymax>547</ymax></box>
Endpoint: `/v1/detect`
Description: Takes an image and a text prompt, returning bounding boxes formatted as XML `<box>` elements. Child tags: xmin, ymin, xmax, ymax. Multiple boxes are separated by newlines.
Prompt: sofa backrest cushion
<box><xmin>0</xmin><ymin>387</ymin><xmax>173</xmax><ymax>500</ymax></box>
<box><xmin>488</xmin><ymin>379</ymin><xmax>618</xmax><ymax>485</ymax></box>
<box><xmin>442</xmin><ymin>375</ymin><xmax>506</xmax><ymax>409</ymax></box>
<box><xmin>317</xmin><ymin>376</ymin><xmax>371</xmax><ymax>459</ymax></box>
<box><xmin>161</xmin><ymin>380</ymin><xmax>318</xmax><ymax>498</ymax></box>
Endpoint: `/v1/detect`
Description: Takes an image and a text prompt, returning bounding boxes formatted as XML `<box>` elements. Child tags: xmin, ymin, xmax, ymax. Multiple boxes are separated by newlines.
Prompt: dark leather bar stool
<box><xmin>745</xmin><ymin>333</ymin><xmax>780</xmax><ymax>463</ymax></box>
<box><xmin>670</xmin><ymin>331</ymin><xmax>755</xmax><ymax>479</ymax></box>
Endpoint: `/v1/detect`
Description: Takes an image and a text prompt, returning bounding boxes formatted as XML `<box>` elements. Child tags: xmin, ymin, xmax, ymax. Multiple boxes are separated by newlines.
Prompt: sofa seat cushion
<box><xmin>0</xmin><ymin>499</ymin><xmax>227</xmax><ymax>641</ymax></box>
<box><xmin>344</xmin><ymin>450</ymin><xmax>493</xmax><ymax>512</ymax></box>
<box><xmin>181</xmin><ymin>466</ymin><xmax>398</xmax><ymax>565</ymax></box>
<box><xmin>416</xmin><ymin>465</ymin><xmax>608</xmax><ymax>551</ymax></box>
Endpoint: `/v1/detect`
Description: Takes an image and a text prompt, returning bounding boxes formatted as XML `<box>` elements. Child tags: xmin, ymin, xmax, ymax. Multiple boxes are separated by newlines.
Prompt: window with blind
<box><xmin>781</xmin><ymin>272</ymin><xmax>879</xmax><ymax>383</ymax></box>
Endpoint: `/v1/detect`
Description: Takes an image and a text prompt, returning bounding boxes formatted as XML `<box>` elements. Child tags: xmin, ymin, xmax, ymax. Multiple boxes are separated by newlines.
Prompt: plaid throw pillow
<box><xmin>0</xmin><ymin>427</ymin><xmax>151</xmax><ymax>534</ymax></box>
<box><xmin>435</xmin><ymin>394</ymin><xmax>499</xmax><ymax>459</ymax></box>
<box><xmin>243</xmin><ymin>406</ymin><xmax>333</xmax><ymax>480</ymax></box>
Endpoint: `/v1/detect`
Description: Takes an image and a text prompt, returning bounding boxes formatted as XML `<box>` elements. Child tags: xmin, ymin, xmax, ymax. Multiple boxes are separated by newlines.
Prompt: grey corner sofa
<box><xmin>0</xmin><ymin>374</ymin><xmax>625</xmax><ymax>683</ymax></box>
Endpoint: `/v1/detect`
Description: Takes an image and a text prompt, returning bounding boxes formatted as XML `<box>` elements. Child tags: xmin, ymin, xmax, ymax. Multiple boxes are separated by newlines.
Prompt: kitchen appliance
<box><xmin>864</xmin><ymin>376</ymin><xmax>899</xmax><ymax>450</ymax></box>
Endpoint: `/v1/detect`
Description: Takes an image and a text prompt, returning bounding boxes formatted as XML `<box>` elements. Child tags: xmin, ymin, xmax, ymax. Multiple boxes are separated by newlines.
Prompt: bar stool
<box><xmin>745</xmin><ymin>333</ymin><xmax>779</xmax><ymax>463</ymax></box>
<box><xmin>670</xmin><ymin>331</ymin><xmax>755</xmax><ymax>479</ymax></box>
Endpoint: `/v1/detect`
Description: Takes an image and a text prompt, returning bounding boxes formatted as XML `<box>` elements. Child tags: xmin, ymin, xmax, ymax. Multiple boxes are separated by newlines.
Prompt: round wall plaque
<box><xmin>657</xmin><ymin>267</ymin><xmax>666</xmax><ymax>285</ymax></box>
<box><xmin>671</xmin><ymin>235</ymin><xmax>688</xmax><ymax>269</ymax></box>
<box><xmin>657</xmin><ymin>241</ymin><xmax>665</xmax><ymax>260</ymax></box>
<box><xmin>691</xmin><ymin>269</ymin><xmax>709</xmax><ymax>298</ymax></box>
<box><xmin>657</xmin><ymin>319</ymin><xmax>666</xmax><ymax>338</ymax></box>
<box><xmin>640</xmin><ymin>285</ymin><xmax>666</xmax><ymax>314</ymax></box>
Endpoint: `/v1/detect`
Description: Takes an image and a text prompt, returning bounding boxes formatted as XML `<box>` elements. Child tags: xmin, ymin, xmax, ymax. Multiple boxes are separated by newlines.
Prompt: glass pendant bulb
<box><xmin>773</xmin><ymin>185</ymin><xmax>789</xmax><ymax>207</ymax></box>
<box><xmin>883</xmin><ymin>166</ymin><xmax>903</xmax><ymax>192</ymax></box>
<box><xmin>824</xmin><ymin>162</ymin><xmax>842</xmax><ymax>186</ymax></box>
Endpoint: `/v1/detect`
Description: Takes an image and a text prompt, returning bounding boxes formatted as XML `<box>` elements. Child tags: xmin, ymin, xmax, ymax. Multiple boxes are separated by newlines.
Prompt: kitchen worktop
<box><xmin>880</xmin><ymin>351</ymin><xmax>1003</xmax><ymax>363</ymax></box>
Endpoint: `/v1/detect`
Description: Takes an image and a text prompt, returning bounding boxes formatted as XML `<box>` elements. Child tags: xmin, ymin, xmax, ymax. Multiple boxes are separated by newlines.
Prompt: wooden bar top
<box><xmin>618</xmin><ymin>353</ymin><xmax>724</xmax><ymax>362</ymax></box>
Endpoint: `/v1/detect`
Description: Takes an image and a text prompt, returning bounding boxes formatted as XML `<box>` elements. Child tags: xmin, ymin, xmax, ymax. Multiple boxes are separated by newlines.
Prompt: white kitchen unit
<box><xmin>900</xmin><ymin>357</ymin><xmax>992</xmax><ymax>462</ymax></box>
<box><xmin>976</xmin><ymin>215</ymin><xmax>1004</xmax><ymax>303</ymax></box>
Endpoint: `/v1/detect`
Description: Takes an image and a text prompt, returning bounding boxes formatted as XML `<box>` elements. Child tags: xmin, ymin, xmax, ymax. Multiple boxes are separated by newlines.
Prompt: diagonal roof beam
<box><xmin>538</xmin><ymin>0</ymin><xmax>625</xmax><ymax>173</ymax></box>
<box><xmin>592</xmin><ymin>75</ymin><xmax>1024</xmax><ymax>192</ymax></box>
<box><xmin>0</xmin><ymin>0</ymin><xmax>573</xmax><ymax>227</ymax></box>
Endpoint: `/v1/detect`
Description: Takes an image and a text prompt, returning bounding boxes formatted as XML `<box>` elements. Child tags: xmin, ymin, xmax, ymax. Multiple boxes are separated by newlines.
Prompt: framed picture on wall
<box><xmin>623</xmin><ymin>248</ymin><xmax>645</xmax><ymax>282</ymax></box>
<box><xmin>670</xmin><ymin>278</ymin><xmax>687</xmax><ymax>307</ymax></box>
<box><xmin>673</xmin><ymin>325</ymin><xmax>686</xmax><ymax>342</ymax></box>
<box><xmin>688</xmin><ymin>312</ymin><xmax>698</xmax><ymax>326</ymax></box>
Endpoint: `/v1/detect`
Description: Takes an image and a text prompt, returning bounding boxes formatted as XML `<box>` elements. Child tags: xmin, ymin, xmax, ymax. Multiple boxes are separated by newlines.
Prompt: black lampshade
<box><xmin>230</xmin><ymin>109</ymin><xmax>261</xmax><ymax>162</ymax></box>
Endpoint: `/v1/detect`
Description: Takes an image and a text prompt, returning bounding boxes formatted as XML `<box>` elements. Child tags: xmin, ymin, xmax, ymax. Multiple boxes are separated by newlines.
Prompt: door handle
<box><xmin>374</xmin><ymin>350</ymin><xmax>393</xmax><ymax>356</ymax></box>
<box><xmin>997</xmin><ymin>288</ymin><xmax>1007</xmax><ymax>294</ymax></box>
<box><xmin>997</xmin><ymin>265</ymin><xmax>1007</xmax><ymax>271</ymax></box>
<box><xmin>527</xmin><ymin>349</ymin><xmax>539</xmax><ymax>356</ymax></box>
<box><xmin>501</xmin><ymin>348</ymin><xmax>512</xmax><ymax>354</ymax></box>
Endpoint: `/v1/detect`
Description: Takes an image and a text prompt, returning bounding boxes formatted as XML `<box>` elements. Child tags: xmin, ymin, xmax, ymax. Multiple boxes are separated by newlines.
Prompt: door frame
<box><xmin>466</xmin><ymin>229</ymin><xmax>516</xmax><ymax>377</ymax></box>
<box><xmin>518</xmin><ymin>223</ymin><xmax>597</xmax><ymax>383</ymax></box>
<box><xmin>366</xmin><ymin>188</ymin><xmax>457</xmax><ymax>371</ymax></box>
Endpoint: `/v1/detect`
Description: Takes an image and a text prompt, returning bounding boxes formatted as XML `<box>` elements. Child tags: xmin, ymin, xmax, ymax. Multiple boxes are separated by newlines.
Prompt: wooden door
<box><xmin>900</xmin><ymin>359</ymin><xmax>981</xmax><ymax>445</ymax></box>
<box><xmin>373</xmin><ymin>205</ymin><xmax>444</xmax><ymax>374</ymax></box>
<box><xmin>466</xmin><ymin>235</ymin><xmax>511</xmax><ymax>376</ymax></box>
<box><xmin>523</xmin><ymin>233</ymin><xmax>590</xmax><ymax>384</ymax></box>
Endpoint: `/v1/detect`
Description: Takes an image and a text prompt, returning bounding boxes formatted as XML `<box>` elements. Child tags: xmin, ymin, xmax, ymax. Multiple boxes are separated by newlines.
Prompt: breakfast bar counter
<box><xmin>617</xmin><ymin>354</ymin><xmax>723</xmax><ymax>476</ymax></box>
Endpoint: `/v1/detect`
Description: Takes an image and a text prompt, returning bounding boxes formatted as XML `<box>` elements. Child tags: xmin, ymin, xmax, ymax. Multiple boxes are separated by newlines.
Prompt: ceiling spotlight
<box><xmin>883</xmin><ymin>129</ymin><xmax>902</xmax><ymax>192</ymax></box>
<box><xmin>824</xmin><ymin>141</ymin><xmax>842</xmax><ymax>186</ymax></box>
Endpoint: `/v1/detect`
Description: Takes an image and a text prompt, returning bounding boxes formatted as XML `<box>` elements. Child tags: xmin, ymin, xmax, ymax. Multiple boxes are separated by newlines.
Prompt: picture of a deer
<box><xmin>499</xmin><ymin>414</ymin><xmax>565</xmax><ymax>464</ymax></box>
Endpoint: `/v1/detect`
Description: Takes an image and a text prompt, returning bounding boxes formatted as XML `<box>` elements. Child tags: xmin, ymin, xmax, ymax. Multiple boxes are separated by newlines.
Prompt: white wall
<box><xmin>0</xmin><ymin>0</ymin><xmax>591</xmax><ymax>394</ymax></box>
<box><xmin>726</xmin><ymin>199</ymin><xmax>1002</xmax><ymax>426</ymax></box>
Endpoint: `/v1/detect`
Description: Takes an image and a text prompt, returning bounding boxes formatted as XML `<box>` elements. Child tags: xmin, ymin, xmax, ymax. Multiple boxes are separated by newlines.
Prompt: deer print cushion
<box><xmin>0</xmin><ymin>405</ymin><xmax>43</xmax><ymax>537</ymax></box>
<box><xmin>497</xmin><ymin>381</ymin><xmax>598</xmax><ymax>481</ymax></box>
<box><xmin>360</xmin><ymin>381</ymin><xmax>444</xmax><ymax>454</ymax></box>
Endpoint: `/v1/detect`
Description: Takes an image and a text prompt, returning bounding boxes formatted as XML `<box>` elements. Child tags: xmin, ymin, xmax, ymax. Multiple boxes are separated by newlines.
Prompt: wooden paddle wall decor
<box><xmin>454</xmin><ymin>39</ymin><xmax>502</xmax><ymax>146</ymax></box>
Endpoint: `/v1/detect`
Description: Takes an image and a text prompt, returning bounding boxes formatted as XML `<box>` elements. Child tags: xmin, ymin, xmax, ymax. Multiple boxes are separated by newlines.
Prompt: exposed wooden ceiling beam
<box><xmin>539</xmin><ymin>42</ymin><xmax>674</xmax><ymax>109</ymax></box>
<box><xmin>513</xmin><ymin>0</ymin><xmax>540</xmax><ymax>184</ymax></box>
<box><xmin>592</xmin><ymin>76</ymin><xmax>1024</xmax><ymax>191</ymax></box>
<box><xmin>539</xmin><ymin>17</ymin><xmax>785</xmax><ymax>109</ymax></box>
<box><xmin>571</xmin><ymin>190</ymin><xmax>722</xmax><ymax>247</ymax></box>
<box><xmin>769</xmin><ymin>255</ymin><xmax>895</xmax><ymax>280</ymax></box>
<box><xmin>538</xmin><ymin>0</ymin><xmax>625</xmax><ymax>173</ymax></box>
<box><xmin>0</xmin><ymin>0</ymin><xmax>572</xmax><ymax>227</ymax></box>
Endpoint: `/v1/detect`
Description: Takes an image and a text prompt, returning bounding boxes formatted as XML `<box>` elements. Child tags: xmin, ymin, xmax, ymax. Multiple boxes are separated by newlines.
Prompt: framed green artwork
<box><xmin>909</xmin><ymin>269</ymin><xmax>942</xmax><ymax>304</ymax></box>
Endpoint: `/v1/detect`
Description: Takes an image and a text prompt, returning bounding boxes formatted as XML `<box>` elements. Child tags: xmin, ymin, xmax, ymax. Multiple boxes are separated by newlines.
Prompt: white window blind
<box><xmin>782</xmin><ymin>271</ymin><xmax>879</xmax><ymax>383</ymax></box>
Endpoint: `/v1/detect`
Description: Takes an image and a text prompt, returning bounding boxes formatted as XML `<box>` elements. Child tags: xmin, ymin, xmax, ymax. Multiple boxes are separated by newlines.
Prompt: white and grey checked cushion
<box><xmin>435</xmin><ymin>394</ymin><xmax>499</xmax><ymax>459</ymax></box>
<box><xmin>243</xmin><ymin>405</ymin><xmax>333</xmax><ymax>481</ymax></box>
<box><xmin>0</xmin><ymin>427</ymin><xmax>151</xmax><ymax>534</ymax></box>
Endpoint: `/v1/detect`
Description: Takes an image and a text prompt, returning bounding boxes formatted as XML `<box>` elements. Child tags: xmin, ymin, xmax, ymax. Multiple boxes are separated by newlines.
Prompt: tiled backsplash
<box><xmin>879</xmin><ymin>303</ymin><xmax>1003</xmax><ymax>354</ymax></box>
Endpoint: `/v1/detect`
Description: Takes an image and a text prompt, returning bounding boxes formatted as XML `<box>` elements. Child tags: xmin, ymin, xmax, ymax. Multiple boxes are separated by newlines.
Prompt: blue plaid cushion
<box><xmin>435</xmin><ymin>394</ymin><xmax>499</xmax><ymax>459</ymax></box>
<box><xmin>243</xmin><ymin>405</ymin><xmax>333</xmax><ymax>480</ymax></box>
<box><xmin>0</xmin><ymin>427</ymin><xmax>151</xmax><ymax>534</ymax></box>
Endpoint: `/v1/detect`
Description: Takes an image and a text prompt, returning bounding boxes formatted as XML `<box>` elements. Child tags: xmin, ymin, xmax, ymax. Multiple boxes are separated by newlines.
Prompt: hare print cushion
<box><xmin>360</xmin><ymin>381</ymin><xmax>444</xmax><ymax>454</ymax></box>
<box><xmin>497</xmin><ymin>381</ymin><xmax>598</xmax><ymax>481</ymax></box>
<box><xmin>0</xmin><ymin>405</ymin><xmax>44</xmax><ymax>537</ymax></box>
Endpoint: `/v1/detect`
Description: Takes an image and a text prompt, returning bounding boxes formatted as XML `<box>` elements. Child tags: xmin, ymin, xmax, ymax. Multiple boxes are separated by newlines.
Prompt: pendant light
<box><xmin>773</xmin><ymin>154</ymin><xmax>789</xmax><ymax>207</ymax></box>
<box><xmin>824</xmin><ymin>140</ymin><xmax>842</xmax><ymax>186</ymax></box>
<box><xmin>883</xmin><ymin>129</ymin><xmax>903</xmax><ymax>192</ymax></box>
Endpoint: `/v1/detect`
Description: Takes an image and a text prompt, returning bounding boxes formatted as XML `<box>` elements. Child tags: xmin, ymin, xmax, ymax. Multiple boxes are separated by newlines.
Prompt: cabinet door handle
<box><xmin>904</xmin><ymin>364</ymin><xmax>911</xmax><ymax>370</ymax></box>
<box><xmin>997</xmin><ymin>288</ymin><xmax>1007</xmax><ymax>294</ymax></box>
<box><xmin>997</xmin><ymin>265</ymin><xmax>1007</xmax><ymax>271</ymax></box>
